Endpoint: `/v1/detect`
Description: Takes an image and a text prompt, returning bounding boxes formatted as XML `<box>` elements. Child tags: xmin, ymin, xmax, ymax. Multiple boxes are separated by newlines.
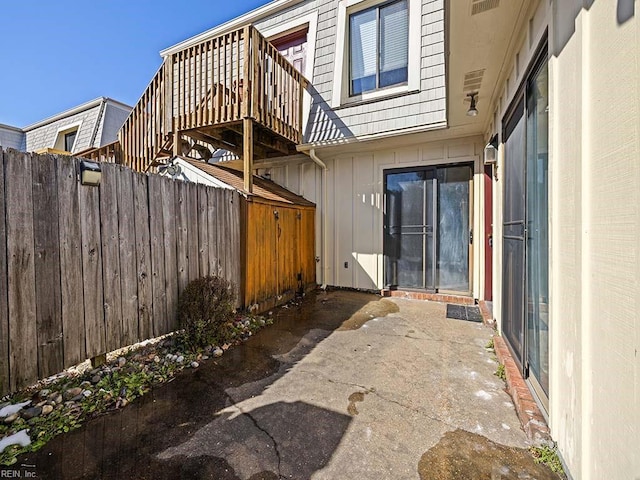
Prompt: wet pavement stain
<box><xmin>18</xmin><ymin>290</ymin><xmax>378</xmax><ymax>479</ymax></box>
<box><xmin>418</xmin><ymin>430</ymin><xmax>563</xmax><ymax>480</ymax></box>
<box><xmin>347</xmin><ymin>391</ymin><xmax>367</xmax><ymax>415</ymax></box>
<box><xmin>335</xmin><ymin>298</ymin><xmax>399</xmax><ymax>330</ymax></box>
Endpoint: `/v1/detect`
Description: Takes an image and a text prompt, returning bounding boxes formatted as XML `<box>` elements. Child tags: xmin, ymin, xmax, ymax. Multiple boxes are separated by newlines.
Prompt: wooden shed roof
<box><xmin>179</xmin><ymin>157</ymin><xmax>315</xmax><ymax>207</ymax></box>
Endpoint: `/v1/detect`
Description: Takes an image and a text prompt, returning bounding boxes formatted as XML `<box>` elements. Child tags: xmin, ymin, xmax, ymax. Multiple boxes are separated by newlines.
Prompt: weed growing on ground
<box><xmin>485</xmin><ymin>337</ymin><xmax>495</xmax><ymax>351</ymax></box>
<box><xmin>495</xmin><ymin>363</ymin><xmax>506</xmax><ymax>381</ymax></box>
<box><xmin>530</xmin><ymin>443</ymin><xmax>565</xmax><ymax>475</ymax></box>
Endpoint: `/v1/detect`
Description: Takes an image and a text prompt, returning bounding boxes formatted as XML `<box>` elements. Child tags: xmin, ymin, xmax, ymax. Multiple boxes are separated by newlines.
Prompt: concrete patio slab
<box><xmin>20</xmin><ymin>290</ymin><xmax>561</xmax><ymax>479</ymax></box>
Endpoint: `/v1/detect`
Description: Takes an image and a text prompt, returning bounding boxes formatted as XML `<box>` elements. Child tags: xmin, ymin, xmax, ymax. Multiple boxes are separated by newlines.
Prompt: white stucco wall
<box><xmin>488</xmin><ymin>1</ymin><xmax>639</xmax><ymax>478</ymax></box>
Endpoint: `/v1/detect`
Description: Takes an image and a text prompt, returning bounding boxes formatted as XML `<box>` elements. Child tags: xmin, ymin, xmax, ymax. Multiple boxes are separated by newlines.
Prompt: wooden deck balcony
<box><xmin>88</xmin><ymin>25</ymin><xmax>308</xmax><ymax>192</ymax></box>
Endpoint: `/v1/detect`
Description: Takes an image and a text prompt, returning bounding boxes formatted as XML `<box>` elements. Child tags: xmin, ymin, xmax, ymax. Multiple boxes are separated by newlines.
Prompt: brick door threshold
<box><xmin>492</xmin><ymin>334</ymin><xmax>551</xmax><ymax>444</ymax></box>
<box><xmin>381</xmin><ymin>290</ymin><xmax>475</xmax><ymax>305</ymax></box>
<box><xmin>477</xmin><ymin>301</ymin><xmax>550</xmax><ymax>444</ymax></box>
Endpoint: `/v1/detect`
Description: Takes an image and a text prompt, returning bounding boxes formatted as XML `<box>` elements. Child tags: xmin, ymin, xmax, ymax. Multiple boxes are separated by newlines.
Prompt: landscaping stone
<box><xmin>39</xmin><ymin>389</ymin><xmax>50</xmax><ymax>398</ymax></box>
<box><xmin>213</xmin><ymin>347</ymin><xmax>224</xmax><ymax>357</ymax></box>
<box><xmin>176</xmin><ymin>356</ymin><xmax>184</xmax><ymax>364</ymax></box>
<box><xmin>91</xmin><ymin>375</ymin><xmax>101</xmax><ymax>384</ymax></box>
<box><xmin>41</xmin><ymin>405</ymin><xmax>54</xmax><ymax>416</ymax></box>
<box><xmin>82</xmin><ymin>390</ymin><xmax>92</xmax><ymax>398</ymax></box>
<box><xmin>117</xmin><ymin>357</ymin><xmax>127</xmax><ymax>367</ymax></box>
<box><xmin>63</xmin><ymin>387</ymin><xmax>82</xmax><ymax>401</ymax></box>
<box><xmin>21</xmin><ymin>407</ymin><xmax>42</xmax><ymax>420</ymax></box>
<box><xmin>3</xmin><ymin>413</ymin><xmax>19</xmax><ymax>424</ymax></box>
<box><xmin>190</xmin><ymin>362</ymin><xmax>199</xmax><ymax>369</ymax></box>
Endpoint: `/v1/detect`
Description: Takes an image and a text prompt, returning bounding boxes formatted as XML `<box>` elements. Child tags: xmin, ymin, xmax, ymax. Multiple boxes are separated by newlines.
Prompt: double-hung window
<box><xmin>349</xmin><ymin>0</ymin><xmax>408</xmax><ymax>96</ymax></box>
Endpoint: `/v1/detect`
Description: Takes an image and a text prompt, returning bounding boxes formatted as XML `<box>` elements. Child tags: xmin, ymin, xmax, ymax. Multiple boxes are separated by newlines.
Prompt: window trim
<box><xmin>332</xmin><ymin>0</ymin><xmax>420</xmax><ymax>108</ymax></box>
<box><xmin>348</xmin><ymin>0</ymin><xmax>408</xmax><ymax>96</ymax></box>
<box><xmin>261</xmin><ymin>11</ymin><xmax>318</xmax><ymax>132</ymax></box>
<box><xmin>53</xmin><ymin>121</ymin><xmax>82</xmax><ymax>153</ymax></box>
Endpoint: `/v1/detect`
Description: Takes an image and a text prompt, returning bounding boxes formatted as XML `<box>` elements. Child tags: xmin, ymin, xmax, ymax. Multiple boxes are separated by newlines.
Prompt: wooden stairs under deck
<box><xmin>81</xmin><ymin>25</ymin><xmax>308</xmax><ymax>192</ymax></box>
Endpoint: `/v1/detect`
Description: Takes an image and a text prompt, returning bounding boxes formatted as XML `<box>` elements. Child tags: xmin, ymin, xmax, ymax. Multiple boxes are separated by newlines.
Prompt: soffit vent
<box><xmin>471</xmin><ymin>0</ymin><xmax>500</xmax><ymax>15</ymax></box>
<box><xmin>463</xmin><ymin>69</ymin><xmax>485</xmax><ymax>93</ymax></box>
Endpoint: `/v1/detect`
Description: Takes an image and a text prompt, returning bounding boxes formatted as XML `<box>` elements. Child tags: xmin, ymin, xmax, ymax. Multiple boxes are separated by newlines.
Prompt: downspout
<box><xmin>308</xmin><ymin>148</ymin><xmax>328</xmax><ymax>289</ymax></box>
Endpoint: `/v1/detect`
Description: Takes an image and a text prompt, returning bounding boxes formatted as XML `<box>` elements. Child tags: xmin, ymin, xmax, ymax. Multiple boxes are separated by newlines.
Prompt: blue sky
<box><xmin>0</xmin><ymin>0</ymin><xmax>267</xmax><ymax>127</ymax></box>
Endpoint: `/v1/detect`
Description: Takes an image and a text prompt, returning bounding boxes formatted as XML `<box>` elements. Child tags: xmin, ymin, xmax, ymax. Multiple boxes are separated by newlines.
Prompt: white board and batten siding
<box><xmin>263</xmin><ymin>138</ymin><xmax>485</xmax><ymax>296</ymax></box>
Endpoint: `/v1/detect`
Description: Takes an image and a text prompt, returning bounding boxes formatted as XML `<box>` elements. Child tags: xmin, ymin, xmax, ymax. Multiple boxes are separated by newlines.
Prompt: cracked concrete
<box><xmin>22</xmin><ymin>290</ymin><xmax>561</xmax><ymax>479</ymax></box>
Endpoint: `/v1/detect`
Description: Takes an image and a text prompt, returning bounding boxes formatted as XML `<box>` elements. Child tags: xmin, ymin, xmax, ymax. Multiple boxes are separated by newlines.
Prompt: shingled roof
<box><xmin>178</xmin><ymin>157</ymin><xmax>315</xmax><ymax>207</ymax></box>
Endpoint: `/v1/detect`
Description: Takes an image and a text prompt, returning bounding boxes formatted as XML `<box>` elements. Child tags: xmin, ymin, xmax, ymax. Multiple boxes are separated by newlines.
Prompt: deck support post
<box><xmin>173</xmin><ymin>130</ymin><xmax>181</xmax><ymax>158</ymax></box>
<box><xmin>243</xmin><ymin>118</ymin><xmax>254</xmax><ymax>193</ymax></box>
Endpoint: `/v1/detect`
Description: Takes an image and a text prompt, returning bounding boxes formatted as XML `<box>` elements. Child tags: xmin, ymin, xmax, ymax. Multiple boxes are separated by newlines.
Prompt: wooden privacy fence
<box><xmin>0</xmin><ymin>148</ymin><xmax>241</xmax><ymax>396</ymax></box>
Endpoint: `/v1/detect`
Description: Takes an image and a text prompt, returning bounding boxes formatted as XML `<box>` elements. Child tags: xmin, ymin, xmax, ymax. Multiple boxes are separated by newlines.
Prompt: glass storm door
<box><xmin>502</xmin><ymin>99</ymin><xmax>527</xmax><ymax>366</ymax></box>
<box><xmin>525</xmin><ymin>58</ymin><xmax>549</xmax><ymax>400</ymax></box>
<box><xmin>384</xmin><ymin>165</ymin><xmax>472</xmax><ymax>293</ymax></box>
<box><xmin>502</xmin><ymin>42</ymin><xmax>549</xmax><ymax>404</ymax></box>
<box><xmin>384</xmin><ymin>169</ymin><xmax>436</xmax><ymax>289</ymax></box>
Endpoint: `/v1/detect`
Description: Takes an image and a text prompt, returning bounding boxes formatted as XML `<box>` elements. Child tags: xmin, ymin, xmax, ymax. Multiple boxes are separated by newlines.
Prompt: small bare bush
<box><xmin>176</xmin><ymin>276</ymin><xmax>236</xmax><ymax>351</ymax></box>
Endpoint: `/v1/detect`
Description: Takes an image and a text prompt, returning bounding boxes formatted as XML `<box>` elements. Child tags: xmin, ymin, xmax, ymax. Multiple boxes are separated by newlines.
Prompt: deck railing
<box><xmin>76</xmin><ymin>140</ymin><xmax>122</xmax><ymax>164</ymax></box>
<box><xmin>118</xmin><ymin>25</ymin><xmax>307</xmax><ymax>172</ymax></box>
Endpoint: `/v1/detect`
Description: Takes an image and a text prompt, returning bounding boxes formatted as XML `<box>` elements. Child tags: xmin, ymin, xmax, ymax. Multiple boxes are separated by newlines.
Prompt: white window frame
<box><xmin>261</xmin><ymin>12</ymin><xmax>318</xmax><ymax>133</ymax></box>
<box><xmin>53</xmin><ymin>121</ymin><xmax>82</xmax><ymax>153</ymax></box>
<box><xmin>332</xmin><ymin>0</ymin><xmax>420</xmax><ymax>108</ymax></box>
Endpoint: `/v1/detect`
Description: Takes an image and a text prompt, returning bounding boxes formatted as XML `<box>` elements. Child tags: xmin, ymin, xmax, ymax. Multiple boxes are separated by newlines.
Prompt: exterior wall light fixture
<box><xmin>484</xmin><ymin>134</ymin><xmax>499</xmax><ymax>165</ymax></box>
<box><xmin>467</xmin><ymin>92</ymin><xmax>479</xmax><ymax>117</ymax></box>
<box><xmin>79</xmin><ymin>160</ymin><xmax>102</xmax><ymax>186</ymax></box>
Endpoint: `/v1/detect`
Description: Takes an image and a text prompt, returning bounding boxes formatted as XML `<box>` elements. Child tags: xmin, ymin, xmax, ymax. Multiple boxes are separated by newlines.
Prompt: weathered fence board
<box><xmin>80</xmin><ymin>178</ymin><xmax>106</xmax><ymax>359</ymax></box>
<box><xmin>100</xmin><ymin>163</ymin><xmax>124</xmax><ymax>352</ymax></box>
<box><xmin>197</xmin><ymin>184</ymin><xmax>210</xmax><ymax>277</ymax></box>
<box><xmin>117</xmin><ymin>166</ymin><xmax>139</xmax><ymax>347</ymax></box>
<box><xmin>5</xmin><ymin>150</ymin><xmax>38</xmax><ymax>390</ymax></box>
<box><xmin>133</xmin><ymin>173</ymin><xmax>153</xmax><ymax>341</ymax></box>
<box><xmin>186</xmin><ymin>182</ymin><xmax>200</xmax><ymax>282</ymax></box>
<box><xmin>0</xmin><ymin>149</ymin><xmax>242</xmax><ymax>396</ymax></box>
<box><xmin>0</xmin><ymin>150</ymin><xmax>9</xmax><ymax>394</ymax></box>
<box><xmin>57</xmin><ymin>155</ymin><xmax>86</xmax><ymax>366</ymax></box>
<box><xmin>148</xmin><ymin>174</ymin><xmax>167</xmax><ymax>338</ymax></box>
<box><xmin>175</xmin><ymin>182</ymin><xmax>190</xmax><ymax>295</ymax></box>
<box><xmin>32</xmin><ymin>154</ymin><xmax>64</xmax><ymax>378</ymax></box>
<box><xmin>207</xmin><ymin>186</ymin><xmax>219</xmax><ymax>276</ymax></box>
<box><xmin>161</xmin><ymin>178</ymin><xmax>178</xmax><ymax>334</ymax></box>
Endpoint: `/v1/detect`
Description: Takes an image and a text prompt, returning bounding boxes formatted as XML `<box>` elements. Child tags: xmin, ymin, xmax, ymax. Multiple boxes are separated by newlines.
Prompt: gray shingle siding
<box><xmin>0</xmin><ymin>125</ymin><xmax>26</xmax><ymax>150</ymax></box>
<box><xmin>25</xmin><ymin>104</ymin><xmax>102</xmax><ymax>153</ymax></box>
<box><xmin>98</xmin><ymin>103</ymin><xmax>130</xmax><ymax>146</ymax></box>
<box><xmin>193</xmin><ymin>0</ymin><xmax>447</xmax><ymax>144</ymax></box>
<box><xmin>305</xmin><ymin>0</ymin><xmax>446</xmax><ymax>143</ymax></box>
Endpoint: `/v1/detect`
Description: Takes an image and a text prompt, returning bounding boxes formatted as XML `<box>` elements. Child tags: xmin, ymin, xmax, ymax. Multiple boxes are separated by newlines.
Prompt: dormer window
<box><xmin>349</xmin><ymin>0</ymin><xmax>408</xmax><ymax>95</ymax></box>
<box><xmin>64</xmin><ymin>130</ymin><xmax>77</xmax><ymax>152</ymax></box>
<box><xmin>53</xmin><ymin>124</ymin><xmax>81</xmax><ymax>153</ymax></box>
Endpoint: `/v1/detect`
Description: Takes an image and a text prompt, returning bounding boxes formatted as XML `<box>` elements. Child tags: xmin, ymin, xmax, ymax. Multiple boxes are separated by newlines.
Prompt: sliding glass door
<box><xmin>384</xmin><ymin>164</ymin><xmax>472</xmax><ymax>294</ymax></box>
<box><xmin>501</xmin><ymin>41</ymin><xmax>549</xmax><ymax>404</ymax></box>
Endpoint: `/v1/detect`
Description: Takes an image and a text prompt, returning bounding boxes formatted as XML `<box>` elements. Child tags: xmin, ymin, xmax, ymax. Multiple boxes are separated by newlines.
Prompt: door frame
<box><xmin>383</xmin><ymin>162</ymin><xmax>474</xmax><ymax>295</ymax></box>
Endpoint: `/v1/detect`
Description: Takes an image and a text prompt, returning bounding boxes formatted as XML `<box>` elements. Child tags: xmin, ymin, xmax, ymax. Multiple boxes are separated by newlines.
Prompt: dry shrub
<box><xmin>176</xmin><ymin>276</ymin><xmax>236</xmax><ymax>351</ymax></box>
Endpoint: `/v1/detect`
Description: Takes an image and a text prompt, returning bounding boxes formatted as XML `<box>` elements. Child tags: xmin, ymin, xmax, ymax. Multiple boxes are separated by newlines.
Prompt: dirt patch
<box><xmin>337</xmin><ymin>299</ymin><xmax>399</xmax><ymax>331</ymax></box>
<box><xmin>418</xmin><ymin>430</ymin><xmax>563</xmax><ymax>480</ymax></box>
